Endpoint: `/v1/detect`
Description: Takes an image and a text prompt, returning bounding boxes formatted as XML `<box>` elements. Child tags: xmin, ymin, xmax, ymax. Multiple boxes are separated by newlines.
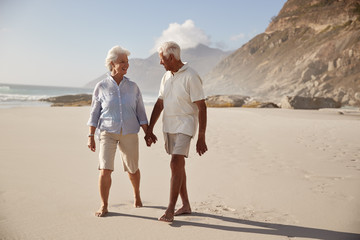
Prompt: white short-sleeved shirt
<box><xmin>158</xmin><ymin>63</ymin><xmax>205</xmax><ymax>137</ymax></box>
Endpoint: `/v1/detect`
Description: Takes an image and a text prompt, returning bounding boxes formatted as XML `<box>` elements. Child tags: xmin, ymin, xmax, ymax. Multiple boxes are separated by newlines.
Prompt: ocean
<box><xmin>0</xmin><ymin>83</ymin><xmax>157</xmax><ymax>108</ymax></box>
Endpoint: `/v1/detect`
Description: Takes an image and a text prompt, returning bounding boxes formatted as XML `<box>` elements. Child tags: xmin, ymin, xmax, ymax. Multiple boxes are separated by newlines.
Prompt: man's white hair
<box><xmin>157</xmin><ymin>41</ymin><xmax>181</xmax><ymax>60</ymax></box>
<box><xmin>105</xmin><ymin>46</ymin><xmax>130</xmax><ymax>71</ymax></box>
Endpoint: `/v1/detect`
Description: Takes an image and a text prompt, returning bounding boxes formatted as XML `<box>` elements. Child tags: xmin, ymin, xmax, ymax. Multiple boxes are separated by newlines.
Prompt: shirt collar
<box><xmin>171</xmin><ymin>62</ymin><xmax>188</xmax><ymax>76</ymax></box>
<box><xmin>106</xmin><ymin>72</ymin><xmax>128</xmax><ymax>86</ymax></box>
<box><xmin>176</xmin><ymin>62</ymin><xmax>188</xmax><ymax>73</ymax></box>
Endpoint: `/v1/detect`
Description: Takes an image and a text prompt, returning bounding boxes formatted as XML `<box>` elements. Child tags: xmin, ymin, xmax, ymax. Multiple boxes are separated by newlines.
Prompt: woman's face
<box><xmin>112</xmin><ymin>54</ymin><xmax>129</xmax><ymax>76</ymax></box>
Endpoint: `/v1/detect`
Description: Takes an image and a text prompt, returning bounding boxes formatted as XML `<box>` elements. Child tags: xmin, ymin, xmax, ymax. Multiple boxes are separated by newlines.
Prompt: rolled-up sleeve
<box><xmin>158</xmin><ymin>72</ymin><xmax>168</xmax><ymax>100</ymax></box>
<box><xmin>189</xmin><ymin>74</ymin><xmax>205</xmax><ymax>103</ymax></box>
<box><xmin>87</xmin><ymin>86</ymin><xmax>101</xmax><ymax>127</ymax></box>
<box><xmin>136</xmin><ymin>88</ymin><xmax>148</xmax><ymax>125</ymax></box>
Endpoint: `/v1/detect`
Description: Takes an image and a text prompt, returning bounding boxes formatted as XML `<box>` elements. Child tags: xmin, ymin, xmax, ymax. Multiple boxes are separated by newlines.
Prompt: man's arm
<box><xmin>141</xmin><ymin>124</ymin><xmax>148</xmax><ymax>135</ymax></box>
<box><xmin>194</xmin><ymin>99</ymin><xmax>207</xmax><ymax>156</ymax></box>
<box><xmin>145</xmin><ymin>98</ymin><xmax>164</xmax><ymax>145</ymax></box>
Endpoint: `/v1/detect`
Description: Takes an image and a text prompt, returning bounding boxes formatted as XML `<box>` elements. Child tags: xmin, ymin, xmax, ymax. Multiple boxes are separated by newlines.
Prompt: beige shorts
<box><xmin>164</xmin><ymin>133</ymin><xmax>192</xmax><ymax>158</ymax></box>
<box><xmin>98</xmin><ymin>131</ymin><xmax>139</xmax><ymax>173</ymax></box>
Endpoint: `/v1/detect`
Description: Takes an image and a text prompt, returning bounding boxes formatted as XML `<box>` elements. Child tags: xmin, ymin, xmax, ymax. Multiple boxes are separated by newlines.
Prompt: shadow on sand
<box><xmin>105</xmin><ymin>206</ymin><xmax>359</xmax><ymax>240</ymax></box>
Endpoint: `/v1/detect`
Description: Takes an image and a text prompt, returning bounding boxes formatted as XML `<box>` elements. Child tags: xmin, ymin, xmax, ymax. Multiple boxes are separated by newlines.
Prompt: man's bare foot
<box><xmin>158</xmin><ymin>211</ymin><xmax>174</xmax><ymax>222</ymax></box>
<box><xmin>95</xmin><ymin>206</ymin><xmax>108</xmax><ymax>217</ymax></box>
<box><xmin>134</xmin><ymin>197</ymin><xmax>143</xmax><ymax>208</ymax></box>
<box><xmin>174</xmin><ymin>206</ymin><xmax>192</xmax><ymax>216</ymax></box>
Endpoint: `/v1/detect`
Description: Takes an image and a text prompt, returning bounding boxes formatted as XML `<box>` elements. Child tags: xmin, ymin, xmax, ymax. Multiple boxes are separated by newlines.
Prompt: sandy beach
<box><xmin>0</xmin><ymin>106</ymin><xmax>359</xmax><ymax>240</ymax></box>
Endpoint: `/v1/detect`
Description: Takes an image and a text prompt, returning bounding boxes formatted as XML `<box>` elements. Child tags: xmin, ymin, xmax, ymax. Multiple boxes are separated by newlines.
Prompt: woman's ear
<box><xmin>110</xmin><ymin>61</ymin><xmax>115</xmax><ymax>69</ymax></box>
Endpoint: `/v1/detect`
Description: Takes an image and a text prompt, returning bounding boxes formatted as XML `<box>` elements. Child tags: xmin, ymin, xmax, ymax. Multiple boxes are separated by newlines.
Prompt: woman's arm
<box><xmin>88</xmin><ymin>126</ymin><xmax>96</xmax><ymax>152</ymax></box>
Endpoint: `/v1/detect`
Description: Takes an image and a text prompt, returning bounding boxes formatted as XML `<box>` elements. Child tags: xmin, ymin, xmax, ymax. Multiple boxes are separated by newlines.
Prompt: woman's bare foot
<box><xmin>95</xmin><ymin>206</ymin><xmax>108</xmax><ymax>217</ymax></box>
<box><xmin>158</xmin><ymin>211</ymin><xmax>174</xmax><ymax>222</ymax></box>
<box><xmin>174</xmin><ymin>206</ymin><xmax>191</xmax><ymax>216</ymax></box>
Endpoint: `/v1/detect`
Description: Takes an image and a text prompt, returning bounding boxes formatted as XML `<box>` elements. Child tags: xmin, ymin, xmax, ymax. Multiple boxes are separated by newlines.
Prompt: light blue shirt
<box><xmin>87</xmin><ymin>73</ymin><xmax>148</xmax><ymax>136</ymax></box>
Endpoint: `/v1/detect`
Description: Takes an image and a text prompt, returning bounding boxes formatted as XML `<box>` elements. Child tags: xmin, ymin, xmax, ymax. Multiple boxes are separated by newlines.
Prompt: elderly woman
<box><xmin>87</xmin><ymin>46</ymin><xmax>149</xmax><ymax>217</ymax></box>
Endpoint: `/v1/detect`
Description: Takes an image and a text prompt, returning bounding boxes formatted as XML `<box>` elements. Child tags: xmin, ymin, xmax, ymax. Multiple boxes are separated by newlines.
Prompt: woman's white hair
<box><xmin>105</xmin><ymin>46</ymin><xmax>130</xmax><ymax>71</ymax></box>
<box><xmin>157</xmin><ymin>41</ymin><xmax>181</xmax><ymax>60</ymax></box>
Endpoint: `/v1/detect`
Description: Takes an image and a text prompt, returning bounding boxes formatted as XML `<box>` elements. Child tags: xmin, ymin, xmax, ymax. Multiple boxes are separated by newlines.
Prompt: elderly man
<box><xmin>145</xmin><ymin>41</ymin><xmax>208</xmax><ymax>222</ymax></box>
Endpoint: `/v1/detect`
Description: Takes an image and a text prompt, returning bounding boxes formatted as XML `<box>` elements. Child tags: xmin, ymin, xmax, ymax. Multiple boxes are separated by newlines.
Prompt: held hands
<box><xmin>144</xmin><ymin>131</ymin><xmax>157</xmax><ymax>147</ymax></box>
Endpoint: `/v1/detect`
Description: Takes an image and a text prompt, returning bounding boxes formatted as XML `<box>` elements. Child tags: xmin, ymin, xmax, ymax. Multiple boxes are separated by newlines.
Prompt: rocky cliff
<box><xmin>204</xmin><ymin>0</ymin><xmax>360</xmax><ymax>107</ymax></box>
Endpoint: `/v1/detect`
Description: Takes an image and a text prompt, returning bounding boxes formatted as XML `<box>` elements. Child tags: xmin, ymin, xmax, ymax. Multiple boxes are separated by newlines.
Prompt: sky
<box><xmin>0</xmin><ymin>0</ymin><xmax>287</xmax><ymax>87</ymax></box>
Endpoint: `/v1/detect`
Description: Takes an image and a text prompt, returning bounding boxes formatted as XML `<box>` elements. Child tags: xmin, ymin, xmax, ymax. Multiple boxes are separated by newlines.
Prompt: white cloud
<box><xmin>150</xmin><ymin>19</ymin><xmax>211</xmax><ymax>53</ymax></box>
<box><xmin>231</xmin><ymin>29</ymin><xmax>260</xmax><ymax>42</ymax></box>
<box><xmin>230</xmin><ymin>33</ymin><xmax>245</xmax><ymax>41</ymax></box>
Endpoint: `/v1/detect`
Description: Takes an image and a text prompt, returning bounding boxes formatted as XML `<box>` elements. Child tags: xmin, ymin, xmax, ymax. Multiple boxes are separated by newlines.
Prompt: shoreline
<box><xmin>38</xmin><ymin>93</ymin><xmax>360</xmax><ymax>109</ymax></box>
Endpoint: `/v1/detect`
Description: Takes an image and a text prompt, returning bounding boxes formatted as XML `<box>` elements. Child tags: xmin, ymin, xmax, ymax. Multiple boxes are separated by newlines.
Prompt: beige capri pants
<box><xmin>98</xmin><ymin>131</ymin><xmax>139</xmax><ymax>173</ymax></box>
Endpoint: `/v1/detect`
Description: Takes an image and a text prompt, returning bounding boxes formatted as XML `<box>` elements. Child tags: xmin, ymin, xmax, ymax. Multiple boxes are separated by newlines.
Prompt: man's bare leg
<box><xmin>159</xmin><ymin>154</ymin><xmax>185</xmax><ymax>222</ymax></box>
<box><xmin>95</xmin><ymin>169</ymin><xmax>112</xmax><ymax>217</ymax></box>
<box><xmin>128</xmin><ymin>169</ymin><xmax>143</xmax><ymax>208</ymax></box>
<box><xmin>174</xmin><ymin>171</ymin><xmax>192</xmax><ymax>216</ymax></box>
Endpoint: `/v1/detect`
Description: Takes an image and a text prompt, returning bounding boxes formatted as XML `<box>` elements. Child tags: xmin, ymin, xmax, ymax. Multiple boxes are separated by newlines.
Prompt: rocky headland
<box><xmin>40</xmin><ymin>94</ymin><xmax>92</xmax><ymax>107</ymax></box>
<box><xmin>204</xmin><ymin>0</ymin><xmax>360</xmax><ymax>107</ymax></box>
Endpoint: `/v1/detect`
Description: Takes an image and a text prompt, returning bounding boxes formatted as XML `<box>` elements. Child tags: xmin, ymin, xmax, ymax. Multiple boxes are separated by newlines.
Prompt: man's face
<box><xmin>159</xmin><ymin>52</ymin><xmax>172</xmax><ymax>71</ymax></box>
